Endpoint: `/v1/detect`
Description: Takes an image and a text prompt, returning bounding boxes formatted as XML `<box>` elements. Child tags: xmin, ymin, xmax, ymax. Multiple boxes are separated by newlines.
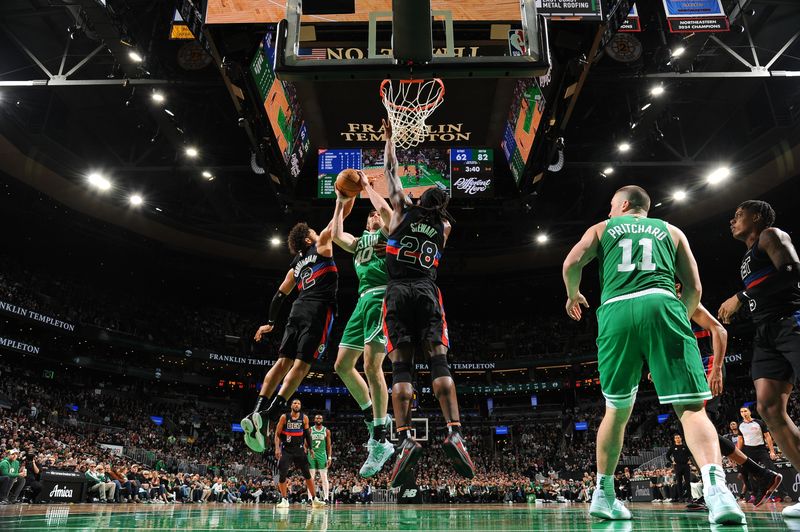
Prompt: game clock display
<box><xmin>450</xmin><ymin>148</ymin><xmax>494</xmax><ymax>198</ymax></box>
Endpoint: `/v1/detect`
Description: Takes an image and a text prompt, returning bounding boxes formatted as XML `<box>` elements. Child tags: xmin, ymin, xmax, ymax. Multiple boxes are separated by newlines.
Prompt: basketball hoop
<box><xmin>380</xmin><ymin>78</ymin><xmax>445</xmax><ymax>150</ymax></box>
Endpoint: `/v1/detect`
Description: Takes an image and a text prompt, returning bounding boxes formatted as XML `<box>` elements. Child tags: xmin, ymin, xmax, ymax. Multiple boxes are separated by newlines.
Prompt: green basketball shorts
<box><xmin>339</xmin><ymin>287</ymin><xmax>387</xmax><ymax>350</ymax></box>
<box><xmin>596</xmin><ymin>288</ymin><xmax>712</xmax><ymax>409</ymax></box>
<box><xmin>308</xmin><ymin>453</ymin><xmax>327</xmax><ymax>471</ymax></box>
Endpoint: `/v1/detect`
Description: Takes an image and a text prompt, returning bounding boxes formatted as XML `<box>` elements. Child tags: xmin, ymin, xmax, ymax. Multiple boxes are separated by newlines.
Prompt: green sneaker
<box><xmin>240</xmin><ymin>412</ymin><xmax>266</xmax><ymax>453</ymax></box>
<box><xmin>706</xmin><ymin>486</ymin><xmax>746</xmax><ymax>525</ymax></box>
<box><xmin>359</xmin><ymin>438</ymin><xmax>396</xmax><ymax>478</ymax></box>
<box><xmin>589</xmin><ymin>490</ymin><xmax>632</xmax><ymax>520</ymax></box>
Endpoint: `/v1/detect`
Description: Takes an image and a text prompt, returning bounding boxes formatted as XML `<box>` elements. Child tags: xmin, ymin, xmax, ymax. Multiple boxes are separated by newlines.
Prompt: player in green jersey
<box><xmin>331</xmin><ymin>171</ymin><xmax>395</xmax><ymax>478</ymax></box>
<box><xmin>562</xmin><ymin>185</ymin><xmax>744</xmax><ymax>525</ymax></box>
<box><xmin>307</xmin><ymin>414</ymin><xmax>332</xmax><ymax>501</ymax></box>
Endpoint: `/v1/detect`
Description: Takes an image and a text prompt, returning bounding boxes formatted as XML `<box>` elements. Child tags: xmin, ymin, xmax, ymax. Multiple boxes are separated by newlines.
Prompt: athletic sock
<box><xmin>447</xmin><ymin>421</ymin><xmax>461</xmax><ymax>435</ymax></box>
<box><xmin>742</xmin><ymin>457</ymin><xmax>768</xmax><ymax>478</ymax></box>
<box><xmin>701</xmin><ymin>464</ymin><xmax>726</xmax><ymax>494</ymax></box>
<box><xmin>252</xmin><ymin>394</ymin><xmax>271</xmax><ymax>414</ymax></box>
<box><xmin>361</xmin><ymin>402</ymin><xmax>374</xmax><ymax>424</ymax></box>
<box><xmin>596</xmin><ymin>473</ymin><xmax>616</xmax><ymax>499</ymax></box>
<box><xmin>373</xmin><ymin>417</ymin><xmax>387</xmax><ymax>443</ymax></box>
<box><xmin>397</xmin><ymin>426</ymin><xmax>410</xmax><ymax>443</ymax></box>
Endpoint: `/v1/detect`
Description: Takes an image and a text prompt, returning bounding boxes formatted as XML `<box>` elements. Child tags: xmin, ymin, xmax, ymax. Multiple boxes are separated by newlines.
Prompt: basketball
<box><xmin>335</xmin><ymin>168</ymin><xmax>363</xmax><ymax>197</ymax></box>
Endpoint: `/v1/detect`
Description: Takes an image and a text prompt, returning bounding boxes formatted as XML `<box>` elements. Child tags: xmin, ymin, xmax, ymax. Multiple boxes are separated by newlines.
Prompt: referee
<box><xmin>737</xmin><ymin>407</ymin><xmax>778</xmax><ymax>501</ymax></box>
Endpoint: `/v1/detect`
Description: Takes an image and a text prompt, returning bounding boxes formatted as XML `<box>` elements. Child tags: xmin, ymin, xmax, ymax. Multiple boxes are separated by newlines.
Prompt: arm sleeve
<box><xmin>267</xmin><ymin>292</ymin><xmax>287</xmax><ymax>325</ymax></box>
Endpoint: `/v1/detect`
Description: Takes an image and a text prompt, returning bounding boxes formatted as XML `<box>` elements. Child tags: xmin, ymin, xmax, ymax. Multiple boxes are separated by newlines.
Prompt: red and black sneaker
<box><xmin>442</xmin><ymin>431</ymin><xmax>476</xmax><ymax>479</ymax></box>
<box><xmin>753</xmin><ymin>470</ymin><xmax>782</xmax><ymax>507</ymax></box>
<box><xmin>389</xmin><ymin>438</ymin><xmax>422</xmax><ymax>488</ymax></box>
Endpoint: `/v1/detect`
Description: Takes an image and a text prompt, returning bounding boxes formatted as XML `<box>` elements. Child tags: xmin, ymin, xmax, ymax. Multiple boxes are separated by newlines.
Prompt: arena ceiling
<box><xmin>0</xmin><ymin>0</ymin><xmax>798</xmax><ymax>272</ymax></box>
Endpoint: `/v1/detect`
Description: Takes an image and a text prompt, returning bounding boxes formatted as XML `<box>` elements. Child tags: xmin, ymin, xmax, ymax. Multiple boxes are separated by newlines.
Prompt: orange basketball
<box><xmin>335</xmin><ymin>169</ymin><xmax>363</xmax><ymax>198</ymax></box>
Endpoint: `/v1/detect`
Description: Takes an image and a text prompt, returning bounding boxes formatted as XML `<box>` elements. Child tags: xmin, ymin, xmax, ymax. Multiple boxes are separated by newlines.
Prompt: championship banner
<box><xmin>0</xmin><ymin>300</ymin><xmax>76</xmax><ymax>332</ymax></box>
<box><xmin>662</xmin><ymin>0</ymin><xmax>729</xmax><ymax>33</ymax></box>
<box><xmin>619</xmin><ymin>3</ymin><xmax>641</xmax><ymax>32</ymax></box>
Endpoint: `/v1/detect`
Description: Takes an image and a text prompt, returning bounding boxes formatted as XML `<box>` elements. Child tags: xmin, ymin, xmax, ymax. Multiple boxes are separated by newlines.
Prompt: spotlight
<box><xmin>202</xmin><ymin>170</ymin><xmax>215</xmax><ymax>181</ymax></box>
<box><xmin>164</xmin><ymin>109</ymin><xmax>175</xmax><ymax>117</ymax></box>
<box><xmin>603</xmin><ymin>167</ymin><xmax>614</xmax><ymax>175</ymax></box>
<box><xmin>671</xmin><ymin>46</ymin><xmax>686</xmax><ymax>58</ymax></box>
<box><xmin>536</xmin><ymin>233</ymin><xmax>549</xmax><ymax>244</ymax></box>
<box><xmin>672</xmin><ymin>190</ymin><xmax>687</xmax><ymax>201</ymax></box>
<box><xmin>185</xmin><ymin>146</ymin><xmax>199</xmax><ymax>158</ymax></box>
<box><xmin>129</xmin><ymin>194</ymin><xmax>144</xmax><ymax>206</ymax></box>
<box><xmin>618</xmin><ymin>142</ymin><xmax>631</xmax><ymax>152</ymax></box>
<box><xmin>151</xmin><ymin>92</ymin><xmax>165</xmax><ymax>103</ymax></box>
<box><xmin>641</xmin><ymin>103</ymin><xmax>652</xmax><ymax>111</ymax></box>
<box><xmin>707</xmin><ymin>166</ymin><xmax>731</xmax><ymax>185</ymax></box>
<box><xmin>129</xmin><ymin>51</ymin><xmax>144</xmax><ymax>63</ymax></box>
<box><xmin>270</xmin><ymin>237</ymin><xmax>281</xmax><ymax>247</ymax></box>
<box><xmin>87</xmin><ymin>173</ymin><xmax>111</xmax><ymax>191</ymax></box>
<box><xmin>650</xmin><ymin>85</ymin><xmax>665</xmax><ymax>97</ymax></box>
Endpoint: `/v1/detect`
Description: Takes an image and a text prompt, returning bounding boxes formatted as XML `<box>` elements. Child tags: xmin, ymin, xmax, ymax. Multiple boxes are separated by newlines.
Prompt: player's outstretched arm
<box><xmin>692</xmin><ymin>303</ymin><xmax>727</xmax><ymax>396</ymax></box>
<box><xmin>671</xmin><ymin>225</ymin><xmax>702</xmax><ymax>318</ymax></box>
<box><xmin>356</xmin><ymin>170</ymin><xmax>393</xmax><ymax>229</ymax></box>
<box><xmin>562</xmin><ymin>223</ymin><xmax>601</xmax><ymax>321</ymax></box>
<box><xmin>382</xmin><ymin>118</ymin><xmax>411</xmax><ymax>211</ymax></box>
<box><xmin>332</xmin><ymin>192</ymin><xmax>358</xmax><ymax>253</ymax></box>
<box><xmin>255</xmin><ymin>269</ymin><xmax>295</xmax><ymax>341</ymax></box>
<box><xmin>274</xmin><ymin>415</ymin><xmax>286</xmax><ymax>459</ymax></box>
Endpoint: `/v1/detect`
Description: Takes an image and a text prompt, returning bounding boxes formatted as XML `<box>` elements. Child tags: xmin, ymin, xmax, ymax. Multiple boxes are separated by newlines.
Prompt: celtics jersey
<box><xmin>310</xmin><ymin>425</ymin><xmax>327</xmax><ymax>458</ymax></box>
<box><xmin>598</xmin><ymin>215</ymin><xmax>676</xmax><ymax>304</ymax></box>
<box><xmin>354</xmin><ymin>230</ymin><xmax>389</xmax><ymax>294</ymax></box>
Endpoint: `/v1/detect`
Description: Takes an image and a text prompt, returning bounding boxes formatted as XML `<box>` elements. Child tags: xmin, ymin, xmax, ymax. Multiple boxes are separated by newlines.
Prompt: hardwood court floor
<box><xmin>0</xmin><ymin>502</ymin><xmax>795</xmax><ymax>531</ymax></box>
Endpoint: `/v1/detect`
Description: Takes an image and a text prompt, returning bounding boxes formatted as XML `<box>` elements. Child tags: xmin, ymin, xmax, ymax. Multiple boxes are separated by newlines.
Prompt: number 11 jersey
<box><xmin>386</xmin><ymin>206</ymin><xmax>445</xmax><ymax>281</ymax></box>
<box><xmin>598</xmin><ymin>215</ymin><xmax>676</xmax><ymax>304</ymax></box>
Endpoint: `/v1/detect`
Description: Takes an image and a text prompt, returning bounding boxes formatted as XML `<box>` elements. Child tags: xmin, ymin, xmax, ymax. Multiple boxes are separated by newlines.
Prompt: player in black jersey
<box><xmin>380</xmin><ymin>118</ymin><xmax>475</xmax><ymax>488</ymax></box>
<box><xmin>240</xmin><ymin>222</ymin><xmax>338</xmax><ymax>454</ymax></box>
<box><xmin>273</xmin><ymin>399</ymin><xmax>326</xmax><ymax>508</ymax></box>
<box><xmin>718</xmin><ymin>200</ymin><xmax>800</xmax><ymax>517</ymax></box>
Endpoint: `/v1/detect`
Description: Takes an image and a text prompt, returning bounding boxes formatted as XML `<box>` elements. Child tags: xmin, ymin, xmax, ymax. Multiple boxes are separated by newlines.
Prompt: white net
<box><xmin>380</xmin><ymin>78</ymin><xmax>445</xmax><ymax>150</ymax></box>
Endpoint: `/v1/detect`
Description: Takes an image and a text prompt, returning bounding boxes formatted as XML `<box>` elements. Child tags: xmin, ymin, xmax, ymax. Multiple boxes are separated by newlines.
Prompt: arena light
<box><xmin>536</xmin><ymin>233</ymin><xmax>549</xmax><ymax>244</ymax></box>
<box><xmin>202</xmin><ymin>170</ymin><xmax>213</xmax><ymax>179</ymax></box>
<box><xmin>185</xmin><ymin>146</ymin><xmax>199</xmax><ymax>158</ymax></box>
<box><xmin>672</xmin><ymin>190</ymin><xmax>687</xmax><ymax>201</ymax></box>
<box><xmin>641</xmin><ymin>103</ymin><xmax>652</xmax><ymax>111</ymax></box>
<box><xmin>618</xmin><ymin>142</ymin><xmax>631</xmax><ymax>153</ymax></box>
<box><xmin>270</xmin><ymin>237</ymin><xmax>281</xmax><ymax>247</ymax></box>
<box><xmin>671</xmin><ymin>46</ymin><xmax>686</xmax><ymax>58</ymax></box>
<box><xmin>129</xmin><ymin>194</ymin><xmax>143</xmax><ymax>206</ymax></box>
<box><xmin>151</xmin><ymin>91</ymin><xmax>165</xmax><ymax>103</ymax></box>
<box><xmin>650</xmin><ymin>85</ymin><xmax>665</xmax><ymax>97</ymax></box>
<box><xmin>128</xmin><ymin>51</ymin><xmax>144</xmax><ymax>63</ymax></box>
<box><xmin>87</xmin><ymin>172</ymin><xmax>111</xmax><ymax>191</ymax></box>
<box><xmin>603</xmin><ymin>167</ymin><xmax>614</xmax><ymax>175</ymax></box>
<box><xmin>707</xmin><ymin>166</ymin><xmax>731</xmax><ymax>185</ymax></box>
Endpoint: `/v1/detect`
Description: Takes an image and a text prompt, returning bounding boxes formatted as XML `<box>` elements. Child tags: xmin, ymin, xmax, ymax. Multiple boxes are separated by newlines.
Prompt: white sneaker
<box><xmin>311</xmin><ymin>497</ymin><xmax>327</xmax><ymax>508</ymax></box>
<box><xmin>783</xmin><ymin>502</ymin><xmax>800</xmax><ymax>518</ymax></box>
<box><xmin>589</xmin><ymin>489</ymin><xmax>632</xmax><ymax>520</ymax></box>
<box><xmin>706</xmin><ymin>486</ymin><xmax>746</xmax><ymax>525</ymax></box>
<box><xmin>359</xmin><ymin>438</ymin><xmax>396</xmax><ymax>478</ymax></box>
<box><xmin>276</xmin><ymin>498</ymin><xmax>289</xmax><ymax>508</ymax></box>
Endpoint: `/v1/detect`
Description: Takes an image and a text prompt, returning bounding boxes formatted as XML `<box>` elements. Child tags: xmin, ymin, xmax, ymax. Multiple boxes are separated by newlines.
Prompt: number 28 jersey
<box><xmin>598</xmin><ymin>215</ymin><xmax>676</xmax><ymax>304</ymax></box>
<box><xmin>386</xmin><ymin>206</ymin><xmax>444</xmax><ymax>282</ymax></box>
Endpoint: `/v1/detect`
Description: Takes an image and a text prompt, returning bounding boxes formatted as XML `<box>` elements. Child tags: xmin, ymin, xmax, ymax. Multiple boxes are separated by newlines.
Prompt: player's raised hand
<box><xmin>717</xmin><ymin>294</ymin><xmax>742</xmax><ymax>324</ymax></box>
<box><xmin>565</xmin><ymin>293</ymin><xmax>589</xmax><ymax>321</ymax></box>
<box><xmin>356</xmin><ymin>170</ymin><xmax>371</xmax><ymax>189</ymax></box>
<box><xmin>382</xmin><ymin>118</ymin><xmax>392</xmax><ymax>140</ymax></box>
<box><xmin>254</xmin><ymin>324</ymin><xmax>274</xmax><ymax>342</ymax></box>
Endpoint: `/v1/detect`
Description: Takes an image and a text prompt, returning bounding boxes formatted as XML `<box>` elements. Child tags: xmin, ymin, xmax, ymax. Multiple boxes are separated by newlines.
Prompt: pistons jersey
<box><xmin>739</xmin><ymin>240</ymin><xmax>800</xmax><ymax>323</ymax></box>
<box><xmin>386</xmin><ymin>206</ymin><xmax>445</xmax><ymax>281</ymax></box>
<box><xmin>291</xmin><ymin>244</ymin><xmax>338</xmax><ymax>303</ymax></box>
<box><xmin>281</xmin><ymin>412</ymin><xmax>306</xmax><ymax>450</ymax></box>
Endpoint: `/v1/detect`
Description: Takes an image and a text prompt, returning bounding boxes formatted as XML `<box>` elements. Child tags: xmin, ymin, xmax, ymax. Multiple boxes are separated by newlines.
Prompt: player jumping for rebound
<box><xmin>563</xmin><ymin>185</ymin><xmax>745</xmax><ymax>525</ymax></box>
<box><xmin>274</xmin><ymin>399</ymin><xmax>326</xmax><ymax>508</ymax></box>
<box><xmin>717</xmin><ymin>200</ymin><xmax>800</xmax><ymax>518</ymax></box>
<box><xmin>380</xmin><ymin>117</ymin><xmax>475</xmax><ymax>488</ymax></box>
<box><xmin>240</xmin><ymin>222</ymin><xmax>338</xmax><ymax>452</ymax></box>
<box><xmin>331</xmin><ymin>178</ymin><xmax>396</xmax><ymax>477</ymax></box>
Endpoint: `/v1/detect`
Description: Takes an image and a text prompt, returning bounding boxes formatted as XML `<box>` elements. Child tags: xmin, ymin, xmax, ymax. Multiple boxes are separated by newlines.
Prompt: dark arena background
<box><xmin>1</xmin><ymin>0</ymin><xmax>800</xmax><ymax>530</ymax></box>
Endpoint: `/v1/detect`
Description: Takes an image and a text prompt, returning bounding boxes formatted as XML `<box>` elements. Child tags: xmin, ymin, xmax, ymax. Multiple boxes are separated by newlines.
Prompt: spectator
<box><xmin>0</xmin><ymin>449</ymin><xmax>26</xmax><ymax>504</ymax></box>
<box><xmin>85</xmin><ymin>463</ymin><xmax>116</xmax><ymax>502</ymax></box>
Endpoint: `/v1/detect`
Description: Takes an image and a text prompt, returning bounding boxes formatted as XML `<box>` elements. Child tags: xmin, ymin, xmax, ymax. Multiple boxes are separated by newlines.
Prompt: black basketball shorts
<box><xmin>279</xmin><ymin>300</ymin><xmax>335</xmax><ymax>364</ymax></box>
<box><xmin>278</xmin><ymin>448</ymin><xmax>311</xmax><ymax>482</ymax></box>
<box><xmin>751</xmin><ymin>311</ymin><xmax>800</xmax><ymax>383</ymax></box>
<box><xmin>381</xmin><ymin>278</ymin><xmax>449</xmax><ymax>353</ymax></box>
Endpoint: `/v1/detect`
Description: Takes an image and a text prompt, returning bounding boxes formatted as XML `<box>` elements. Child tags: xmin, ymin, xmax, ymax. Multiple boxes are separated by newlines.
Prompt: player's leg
<box><xmin>241</xmin><ymin>355</ymin><xmax>294</xmax><ymax>453</ymax></box>
<box><xmin>300</xmin><ymin>454</ymin><xmax>325</xmax><ymax>507</ymax></box>
<box><xmin>277</xmin><ymin>454</ymin><xmax>291</xmax><ymax>506</ymax></box>
<box><xmin>359</xmin><ymin>336</ymin><xmax>395</xmax><ymax>478</ymax></box>
<box><xmin>319</xmin><ymin>468</ymin><xmax>330</xmax><ymax>501</ymax></box>
<box><xmin>334</xmin><ymin>346</ymin><xmax>373</xmax><ymax>430</ymax></box>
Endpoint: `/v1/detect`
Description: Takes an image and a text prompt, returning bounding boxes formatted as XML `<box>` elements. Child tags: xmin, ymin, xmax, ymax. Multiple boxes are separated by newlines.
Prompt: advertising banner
<box><xmin>37</xmin><ymin>470</ymin><xmax>86</xmax><ymax>504</ymax></box>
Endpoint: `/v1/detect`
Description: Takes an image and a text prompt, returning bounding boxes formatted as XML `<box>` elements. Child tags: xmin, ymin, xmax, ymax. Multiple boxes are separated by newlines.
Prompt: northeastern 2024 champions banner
<box><xmin>662</xmin><ymin>0</ymin><xmax>729</xmax><ymax>33</ymax></box>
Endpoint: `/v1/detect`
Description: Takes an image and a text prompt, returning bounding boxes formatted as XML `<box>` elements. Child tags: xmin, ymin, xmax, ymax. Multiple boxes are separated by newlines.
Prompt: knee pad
<box><xmin>429</xmin><ymin>355</ymin><xmax>451</xmax><ymax>380</ymax></box>
<box><xmin>392</xmin><ymin>361</ymin><xmax>413</xmax><ymax>386</ymax></box>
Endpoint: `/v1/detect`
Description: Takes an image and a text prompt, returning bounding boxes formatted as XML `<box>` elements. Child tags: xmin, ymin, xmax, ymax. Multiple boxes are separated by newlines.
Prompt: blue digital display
<box><xmin>150</xmin><ymin>416</ymin><xmax>164</xmax><ymax>426</ymax></box>
<box><xmin>658</xmin><ymin>414</ymin><xmax>670</xmax><ymax>424</ymax></box>
<box><xmin>495</xmin><ymin>426</ymin><xmax>509</xmax><ymax>435</ymax></box>
<box><xmin>574</xmin><ymin>422</ymin><xmax>588</xmax><ymax>431</ymax></box>
<box><xmin>318</xmin><ymin>149</ymin><xmax>362</xmax><ymax>174</ymax></box>
<box><xmin>231</xmin><ymin>423</ymin><xmax>244</xmax><ymax>433</ymax></box>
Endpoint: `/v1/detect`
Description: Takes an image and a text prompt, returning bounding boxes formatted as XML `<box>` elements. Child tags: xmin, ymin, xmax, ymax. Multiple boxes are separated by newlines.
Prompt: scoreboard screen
<box><xmin>318</xmin><ymin>149</ymin><xmax>362</xmax><ymax>198</ymax></box>
<box><xmin>450</xmin><ymin>148</ymin><xmax>493</xmax><ymax>198</ymax></box>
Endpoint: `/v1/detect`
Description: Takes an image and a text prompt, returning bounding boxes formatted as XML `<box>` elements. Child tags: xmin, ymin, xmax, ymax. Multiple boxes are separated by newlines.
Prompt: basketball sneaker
<box><xmin>705</xmin><ymin>485</ymin><xmax>746</xmax><ymax>525</ymax></box>
<box><xmin>783</xmin><ymin>502</ymin><xmax>800</xmax><ymax>518</ymax></box>
<box><xmin>389</xmin><ymin>437</ymin><xmax>422</xmax><ymax>488</ymax></box>
<box><xmin>753</xmin><ymin>469</ymin><xmax>782</xmax><ymax>507</ymax></box>
<box><xmin>365</xmin><ymin>413</ymin><xmax>393</xmax><ymax>439</ymax></box>
<box><xmin>311</xmin><ymin>497</ymin><xmax>327</xmax><ymax>508</ymax></box>
<box><xmin>276</xmin><ymin>498</ymin><xmax>289</xmax><ymax>508</ymax></box>
<box><xmin>240</xmin><ymin>412</ymin><xmax>266</xmax><ymax>453</ymax></box>
<box><xmin>589</xmin><ymin>489</ymin><xmax>631</xmax><ymax>520</ymax></box>
<box><xmin>359</xmin><ymin>438</ymin><xmax>396</xmax><ymax>478</ymax></box>
<box><xmin>442</xmin><ymin>431</ymin><xmax>476</xmax><ymax>479</ymax></box>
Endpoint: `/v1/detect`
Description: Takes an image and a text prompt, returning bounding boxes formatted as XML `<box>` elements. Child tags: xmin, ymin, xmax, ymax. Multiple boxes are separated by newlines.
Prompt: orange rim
<box><xmin>380</xmin><ymin>78</ymin><xmax>445</xmax><ymax>112</ymax></box>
